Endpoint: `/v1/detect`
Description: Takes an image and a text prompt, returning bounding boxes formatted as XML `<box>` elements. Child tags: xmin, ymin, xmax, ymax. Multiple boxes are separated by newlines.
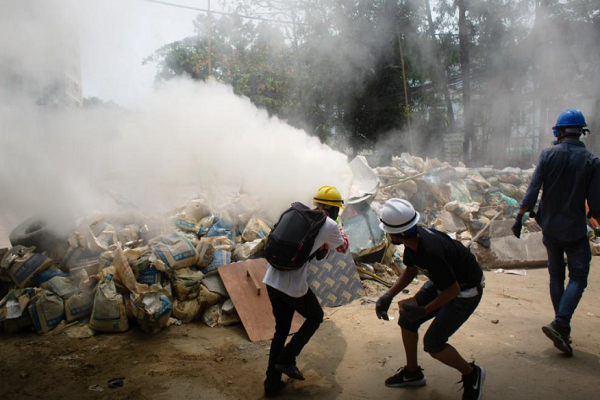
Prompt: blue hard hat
<box><xmin>553</xmin><ymin>109</ymin><xmax>587</xmax><ymax>130</ymax></box>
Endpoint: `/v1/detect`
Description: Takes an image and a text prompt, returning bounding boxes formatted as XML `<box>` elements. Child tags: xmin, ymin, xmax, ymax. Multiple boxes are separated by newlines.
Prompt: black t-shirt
<box><xmin>403</xmin><ymin>226</ymin><xmax>483</xmax><ymax>291</ymax></box>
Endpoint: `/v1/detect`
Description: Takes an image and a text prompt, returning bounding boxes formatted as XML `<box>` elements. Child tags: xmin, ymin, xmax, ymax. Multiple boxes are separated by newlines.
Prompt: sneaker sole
<box><xmin>542</xmin><ymin>326</ymin><xmax>573</xmax><ymax>356</ymax></box>
<box><xmin>385</xmin><ymin>377</ymin><xmax>427</xmax><ymax>388</ymax></box>
<box><xmin>475</xmin><ymin>367</ymin><xmax>486</xmax><ymax>400</ymax></box>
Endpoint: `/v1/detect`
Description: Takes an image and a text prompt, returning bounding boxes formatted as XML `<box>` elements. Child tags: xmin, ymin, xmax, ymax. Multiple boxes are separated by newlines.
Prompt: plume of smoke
<box><xmin>0</xmin><ymin>0</ymin><xmax>353</xmax><ymax>246</ymax></box>
<box><xmin>0</xmin><ymin>78</ymin><xmax>353</xmax><ymax>231</ymax></box>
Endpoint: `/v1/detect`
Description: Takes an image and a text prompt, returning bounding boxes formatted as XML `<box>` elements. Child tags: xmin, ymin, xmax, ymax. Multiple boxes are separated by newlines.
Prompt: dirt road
<box><xmin>1</xmin><ymin>262</ymin><xmax>599</xmax><ymax>400</ymax></box>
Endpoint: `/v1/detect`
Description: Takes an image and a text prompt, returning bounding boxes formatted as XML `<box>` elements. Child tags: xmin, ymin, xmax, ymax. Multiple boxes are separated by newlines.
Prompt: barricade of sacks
<box><xmin>0</xmin><ymin>194</ymin><xmax>274</xmax><ymax>335</ymax></box>
<box><xmin>372</xmin><ymin>153</ymin><xmax>535</xmax><ymax>242</ymax></box>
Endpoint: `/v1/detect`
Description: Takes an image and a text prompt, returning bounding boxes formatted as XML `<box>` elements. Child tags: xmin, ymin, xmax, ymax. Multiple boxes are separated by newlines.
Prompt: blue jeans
<box><xmin>542</xmin><ymin>234</ymin><xmax>591</xmax><ymax>327</ymax></box>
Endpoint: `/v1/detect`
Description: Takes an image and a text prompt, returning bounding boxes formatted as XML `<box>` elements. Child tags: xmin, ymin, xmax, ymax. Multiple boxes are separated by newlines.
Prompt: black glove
<box><xmin>400</xmin><ymin>304</ymin><xmax>427</xmax><ymax>322</ymax></box>
<box><xmin>375</xmin><ymin>293</ymin><xmax>393</xmax><ymax>321</ymax></box>
<box><xmin>512</xmin><ymin>213</ymin><xmax>524</xmax><ymax>238</ymax></box>
<box><xmin>314</xmin><ymin>247</ymin><xmax>328</xmax><ymax>260</ymax></box>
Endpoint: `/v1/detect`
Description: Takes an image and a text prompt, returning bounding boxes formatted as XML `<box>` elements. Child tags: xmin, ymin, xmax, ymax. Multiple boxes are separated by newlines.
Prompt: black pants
<box><xmin>264</xmin><ymin>285</ymin><xmax>324</xmax><ymax>389</ymax></box>
<box><xmin>399</xmin><ymin>281</ymin><xmax>483</xmax><ymax>353</ymax></box>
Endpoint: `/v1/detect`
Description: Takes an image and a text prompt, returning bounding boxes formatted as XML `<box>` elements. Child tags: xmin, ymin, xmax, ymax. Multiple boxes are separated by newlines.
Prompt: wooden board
<box><xmin>218</xmin><ymin>259</ymin><xmax>304</xmax><ymax>342</ymax></box>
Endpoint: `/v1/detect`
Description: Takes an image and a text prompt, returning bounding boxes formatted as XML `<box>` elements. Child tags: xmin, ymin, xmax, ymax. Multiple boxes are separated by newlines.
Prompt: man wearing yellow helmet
<box><xmin>313</xmin><ymin>185</ymin><xmax>345</xmax><ymax>220</ymax></box>
<box><xmin>262</xmin><ymin>185</ymin><xmax>348</xmax><ymax>397</ymax></box>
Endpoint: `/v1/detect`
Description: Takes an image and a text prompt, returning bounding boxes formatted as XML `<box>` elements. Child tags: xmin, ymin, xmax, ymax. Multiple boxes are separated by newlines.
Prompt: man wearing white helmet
<box><xmin>375</xmin><ymin>198</ymin><xmax>485</xmax><ymax>400</ymax></box>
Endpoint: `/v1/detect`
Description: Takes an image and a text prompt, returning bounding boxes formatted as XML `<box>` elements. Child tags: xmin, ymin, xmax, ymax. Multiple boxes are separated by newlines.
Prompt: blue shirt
<box><xmin>520</xmin><ymin>137</ymin><xmax>600</xmax><ymax>240</ymax></box>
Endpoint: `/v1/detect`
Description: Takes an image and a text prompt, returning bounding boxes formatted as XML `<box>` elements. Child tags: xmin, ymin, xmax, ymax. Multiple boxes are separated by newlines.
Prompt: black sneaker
<box><xmin>385</xmin><ymin>366</ymin><xmax>426</xmax><ymax>387</ymax></box>
<box><xmin>461</xmin><ymin>362</ymin><xmax>485</xmax><ymax>400</ymax></box>
<box><xmin>275</xmin><ymin>363</ymin><xmax>305</xmax><ymax>380</ymax></box>
<box><xmin>542</xmin><ymin>322</ymin><xmax>573</xmax><ymax>356</ymax></box>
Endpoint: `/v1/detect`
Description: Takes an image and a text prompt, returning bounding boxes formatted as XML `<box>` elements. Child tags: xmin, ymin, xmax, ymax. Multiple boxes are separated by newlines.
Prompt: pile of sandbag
<box><xmin>373</xmin><ymin>153</ymin><xmax>536</xmax><ymax>241</ymax></box>
<box><xmin>0</xmin><ymin>193</ymin><xmax>271</xmax><ymax>335</ymax></box>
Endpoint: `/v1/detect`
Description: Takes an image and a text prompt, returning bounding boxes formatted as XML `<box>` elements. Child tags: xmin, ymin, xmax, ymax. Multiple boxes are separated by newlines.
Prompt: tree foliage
<box><xmin>146</xmin><ymin>0</ymin><xmax>600</xmax><ymax>165</ymax></box>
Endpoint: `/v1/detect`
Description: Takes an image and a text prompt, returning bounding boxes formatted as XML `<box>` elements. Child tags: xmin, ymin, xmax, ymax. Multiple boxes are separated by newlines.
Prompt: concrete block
<box><xmin>489</xmin><ymin>219</ymin><xmax>514</xmax><ymax>238</ymax></box>
<box><xmin>472</xmin><ymin>231</ymin><xmax>547</xmax><ymax>270</ymax></box>
<box><xmin>439</xmin><ymin>211</ymin><xmax>467</xmax><ymax>233</ymax></box>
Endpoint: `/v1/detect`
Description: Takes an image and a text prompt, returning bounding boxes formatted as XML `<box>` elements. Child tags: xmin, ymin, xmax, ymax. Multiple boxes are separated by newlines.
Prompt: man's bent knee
<box><xmin>307</xmin><ymin>308</ymin><xmax>324</xmax><ymax>325</ymax></box>
<box><xmin>423</xmin><ymin>331</ymin><xmax>447</xmax><ymax>354</ymax></box>
<box><xmin>399</xmin><ymin>316</ymin><xmax>421</xmax><ymax>332</ymax></box>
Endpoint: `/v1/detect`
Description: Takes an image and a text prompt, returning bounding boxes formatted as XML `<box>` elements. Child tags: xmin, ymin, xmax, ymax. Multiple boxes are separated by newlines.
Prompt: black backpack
<box><xmin>265</xmin><ymin>202</ymin><xmax>328</xmax><ymax>271</ymax></box>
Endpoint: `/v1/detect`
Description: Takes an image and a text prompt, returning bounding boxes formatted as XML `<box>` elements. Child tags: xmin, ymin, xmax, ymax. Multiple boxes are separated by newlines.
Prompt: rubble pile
<box><xmin>0</xmin><ymin>194</ymin><xmax>273</xmax><ymax>335</ymax></box>
<box><xmin>371</xmin><ymin>153</ymin><xmax>535</xmax><ymax>238</ymax></box>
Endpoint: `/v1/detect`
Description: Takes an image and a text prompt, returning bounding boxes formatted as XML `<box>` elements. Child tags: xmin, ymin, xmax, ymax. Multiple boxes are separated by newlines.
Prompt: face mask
<box><xmin>322</xmin><ymin>205</ymin><xmax>339</xmax><ymax>221</ymax></box>
<box><xmin>398</xmin><ymin>226</ymin><xmax>417</xmax><ymax>238</ymax></box>
<box><xmin>390</xmin><ymin>226</ymin><xmax>417</xmax><ymax>243</ymax></box>
<box><xmin>553</xmin><ymin>128</ymin><xmax>559</xmax><ymax>138</ymax></box>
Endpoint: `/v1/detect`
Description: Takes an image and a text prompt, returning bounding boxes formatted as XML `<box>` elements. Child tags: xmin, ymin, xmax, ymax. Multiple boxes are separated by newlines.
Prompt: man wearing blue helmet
<box><xmin>513</xmin><ymin>109</ymin><xmax>600</xmax><ymax>356</ymax></box>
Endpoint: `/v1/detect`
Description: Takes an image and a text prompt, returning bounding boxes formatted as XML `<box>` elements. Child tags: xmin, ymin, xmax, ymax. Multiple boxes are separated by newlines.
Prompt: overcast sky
<box><xmin>80</xmin><ymin>0</ymin><xmax>217</xmax><ymax>105</ymax></box>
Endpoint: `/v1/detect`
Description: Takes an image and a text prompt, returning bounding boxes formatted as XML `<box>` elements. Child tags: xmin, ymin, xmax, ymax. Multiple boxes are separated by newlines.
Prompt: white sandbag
<box><xmin>89</xmin><ymin>276</ymin><xmax>129</xmax><ymax>333</ymax></box>
<box><xmin>28</xmin><ymin>290</ymin><xmax>65</xmax><ymax>333</ymax></box>
<box><xmin>115</xmin><ymin>224</ymin><xmax>141</xmax><ymax>245</ymax></box>
<box><xmin>398</xmin><ymin>179</ymin><xmax>418</xmax><ymax>194</ymax></box>
<box><xmin>232</xmin><ymin>239</ymin><xmax>265</xmax><ymax>262</ymax></box>
<box><xmin>195</xmin><ymin>241</ymin><xmax>215</xmax><ymax>269</ymax></box>
<box><xmin>130</xmin><ymin>289</ymin><xmax>173</xmax><ymax>333</ymax></box>
<box><xmin>172</xmin><ymin>299</ymin><xmax>201</xmax><ymax>323</ymax></box>
<box><xmin>198</xmin><ymin>214</ymin><xmax>216</xmax><ymax>236</ymax></box>
<box><xmin>2</xmin><ymin>246</ymin><xmax>53</xmax><ymax>288</ymax></box>
<box><xmin>468</xmin><ymin>171</ymin><xmax>491</xmax><ymax>190</ymax></box>
<box><xmin>449</xmin><ymin>180</ymin><xmax>473</xmax><ymax>203</ymax></box>
<box><xmin>444</xmin><ymin>201</ymin><xmax>480</xmax><ymax>221</ymax></box>
<box><xmin>98</xmin><ymin>250</ymin><xmax>114</xmax><ymax>273</ymax></box>
<box><xmin>65</xmin><ymin>290</ymin><xmax>95</xmax><ymax>322</ymax></box>
<box><xmin>174</xmin><ymin>218</ymin><xmax>200</xmax><ymax>235</ymax></box>
<box><xmin>149</xmin><ymin>233</ymin><xmax>199</xmax><ymax>270</ymax></box>
<box><xmin>200</xmin><ymin>236</ymin><xmax>234</xmax><ymax>251</ymax></box>
<box><xmin>454</xmin><ymin>167</ymin><xmax>470</xmax><ymax>179</ymax></box>
<box><xmin>185</xmin><ymin>199</ymin><xmax>210</xmax><ymax>222</ymax></box>
<box><xmin>498</xmin><ymin>182</ymin><xmax>520</xmax><ymax>199</ymax></box>
<box><xmin>40</xmin><ymin>270</ymin><xmax>87</xmax><ymax>300</ymax></box>
<box><xmin>173</xmin><ymin>267</ymin><xmax>204</xmax><ymax>301</ymax></box>
<box><xmin>112</xmin><ymin>246</ymin><xmax>148</xmax><ymax>295</ymax></box>
<box><xmin>202</xmin><ymin>304</ymin><xmax>221</xmax><ymax>328</ymax></box>
<box><xmin>241</xmin><ymin>216</ymin><xmax>271</xmax><ymax>242</ymax></box>
<box><xmin>218</xmin><ymin>299</ymin><xmax>240</xmax><ymax>326</ymax></box>
<box><xmin>198</xmin><ymin>284</ymin><xmax>222</xmax><ymax>307</ymax></box>
<box><xmin>0</xmin><ymin>288</ymin><xmax>38</xmax><ymax>333</ymax></box>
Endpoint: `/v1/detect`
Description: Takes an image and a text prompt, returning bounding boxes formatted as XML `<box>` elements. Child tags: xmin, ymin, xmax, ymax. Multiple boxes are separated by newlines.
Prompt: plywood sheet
<box><xmin>218</xmin><ymin>259</ymin><xmax>304</xmax><ymax>342</ymax></box>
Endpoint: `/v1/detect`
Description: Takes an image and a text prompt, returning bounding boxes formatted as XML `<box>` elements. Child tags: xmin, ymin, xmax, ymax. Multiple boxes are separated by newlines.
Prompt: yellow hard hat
<box><xmin>313</xmin><ymin>185</ymin><xmax>344</xmax><ymax>209</ymax></box>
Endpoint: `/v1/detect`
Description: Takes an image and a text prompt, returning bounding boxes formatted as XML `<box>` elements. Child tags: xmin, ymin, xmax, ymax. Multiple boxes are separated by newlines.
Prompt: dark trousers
<box><xmin>399</xmin><ymin>281</ymin><xmax>483</xmax><ymax>354</ymax></box>
<box><xmin>264</xmin><ymin>285</ymin><xmax>324</xmax><ymax>388</ymax></box>
<box><xmin>543</xmin><ymin>234</ymin><xmax>591</xmax><ymax>327</ymax></box>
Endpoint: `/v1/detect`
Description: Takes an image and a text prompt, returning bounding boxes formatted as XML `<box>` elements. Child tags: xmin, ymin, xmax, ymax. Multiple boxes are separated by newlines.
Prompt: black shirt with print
<box><xmin>403</xmin><ymin>226</ymin><xmax>483</xmax><ymax>291</ymax></box>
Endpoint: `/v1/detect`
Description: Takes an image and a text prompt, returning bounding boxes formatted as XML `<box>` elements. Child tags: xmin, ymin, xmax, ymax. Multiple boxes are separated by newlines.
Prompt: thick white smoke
<box><xmin>0</xmin><ymin>0</ymin><xmax>355</xmax><ymax>246</ymax></box>
<box><xmin>0</xmin><ymin>78</ymin><xmax>352</xmax><ymax>235</ymax></box>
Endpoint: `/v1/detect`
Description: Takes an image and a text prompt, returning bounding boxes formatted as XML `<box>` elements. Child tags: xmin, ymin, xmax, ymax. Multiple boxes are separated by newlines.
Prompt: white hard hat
<box><xmin>379</xmin><ymin>198</ymin><xmax>420</xmax><ymax>234</ymax></box>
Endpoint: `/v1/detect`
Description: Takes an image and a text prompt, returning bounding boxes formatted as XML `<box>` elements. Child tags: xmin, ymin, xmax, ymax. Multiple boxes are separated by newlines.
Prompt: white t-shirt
<box><xmin>263</xmin><ymin>217</ymin><xmax>345</xmax><ymax>298</ymax></box>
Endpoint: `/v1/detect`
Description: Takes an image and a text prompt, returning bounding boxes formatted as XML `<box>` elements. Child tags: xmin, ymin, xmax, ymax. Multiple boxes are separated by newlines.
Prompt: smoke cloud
<box><xmin>0</xmin><ymin>78</ymin><xmax>352</xmax><ymax>229</ymax></box>
<box><xmin>0</xmin><ymin>0</ymin><xmax>353</xmax><ymax>245</ymax></box>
